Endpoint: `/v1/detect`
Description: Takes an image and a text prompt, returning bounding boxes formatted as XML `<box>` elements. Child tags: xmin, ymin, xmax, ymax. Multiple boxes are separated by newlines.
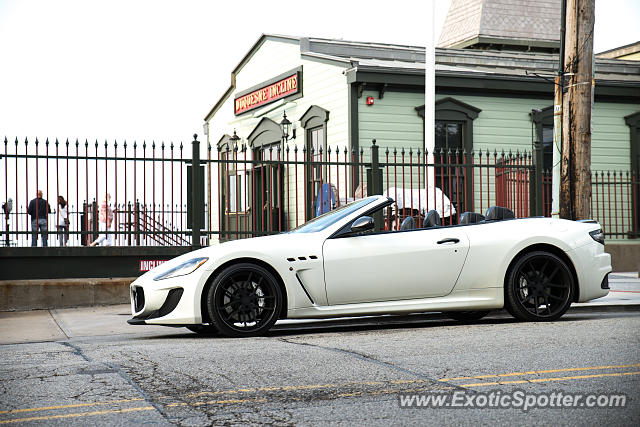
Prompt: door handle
<box><xmin>437</xmin><ymin>238</ymin><xmax>460</xmax><ymax>244</ymax></box>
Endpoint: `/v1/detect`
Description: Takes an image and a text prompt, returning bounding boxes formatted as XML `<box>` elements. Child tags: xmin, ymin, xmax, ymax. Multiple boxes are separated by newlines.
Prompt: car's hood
<box><xmin>142</xmin><ymin>232</ymin><xmax>316</xmax><ymax>279</ymax></box>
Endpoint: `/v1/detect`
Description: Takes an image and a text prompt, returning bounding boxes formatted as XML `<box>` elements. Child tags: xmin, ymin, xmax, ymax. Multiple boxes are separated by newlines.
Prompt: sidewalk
<box><xmin>1</xmin><ymin>273</ymin><xmax>637</xmax><ymax>345</ymax></box>
<box><xmin>574</xmin><ymin>272</ymin><xmax>640</xmax><ymax>306</ymax></box>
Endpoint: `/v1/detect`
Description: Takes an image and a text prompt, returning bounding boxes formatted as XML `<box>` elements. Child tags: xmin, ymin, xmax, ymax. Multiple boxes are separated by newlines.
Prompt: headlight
<box><xmin>589</xmin><ymin>229</ymin><xmax>605</xmax><ymax>245</ymax></box>
<box><xmin>154</xmin><ymin>257</ymin><xmax>208</xmax><ymax>281</ymax></box>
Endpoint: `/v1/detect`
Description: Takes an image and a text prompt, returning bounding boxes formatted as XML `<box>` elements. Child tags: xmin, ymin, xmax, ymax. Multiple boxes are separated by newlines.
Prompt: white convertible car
<box><xmin>128</xmin><ymin>195</ymin><xmax>611</xmax><ymax>337</ymax></box>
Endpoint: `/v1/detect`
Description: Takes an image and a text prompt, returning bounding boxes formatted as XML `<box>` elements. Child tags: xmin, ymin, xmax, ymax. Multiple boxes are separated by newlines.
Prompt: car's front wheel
<box><xmin>505</xmin><ymin>251</ymin><xmax>574</xmax><ymax>321</ymax></box>
<box><xmin>206</xmin><ymin>263</ymin><xmax>282</xmax><ymax>338</ymax></box>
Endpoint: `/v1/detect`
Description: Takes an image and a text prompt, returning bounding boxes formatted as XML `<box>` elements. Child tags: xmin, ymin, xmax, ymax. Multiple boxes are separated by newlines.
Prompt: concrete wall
<box><xmin>0</xmin><ymin>278</ymin><xmax>133</xmax><ymax>311</ymax></box>
<box><xmin>606</xmin><ymin>242</ymin><xmax>640</xmax><ymax>272</ymax></box>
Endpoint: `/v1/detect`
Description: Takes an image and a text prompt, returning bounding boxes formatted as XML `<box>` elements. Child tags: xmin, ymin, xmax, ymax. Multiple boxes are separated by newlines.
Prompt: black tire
<box><xmin>186</xmin><ymin>324</ymin><xmax>220</xmax><ymax>335</ymax></box>
<box><xmin>206</xmin><ymin>263</ymin><xmax>282</xmax><ymax>338</ymax></box>
<box><xmin>505</xmin><ymin>251</ymin><xmax>574</xmax><ymax>322</ymax></box>
<box><xmin>444</xmin><ymin>311</ymin><xmax>490</xmax><ymax>322</ymax></box>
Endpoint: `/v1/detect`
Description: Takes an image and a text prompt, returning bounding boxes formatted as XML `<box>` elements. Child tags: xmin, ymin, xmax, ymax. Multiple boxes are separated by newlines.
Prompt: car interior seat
<box><xmin>399</xmin><ymin>216</ymin><xmax>416</xmax><ymax>231</ymax></box>
<box><xmin>458</xmin><ymin>212</ymin><xmax>485</xmax><ymax>224</ymax></box>
<box><xmin>423</xmin><ymin>210</ymin><xmax>441</xmax><ymax>228</ymax></box>
<box><xmin>485</xmin><ymin>206</ymin><xmax>516</xmax><ymax>221</ymax></box>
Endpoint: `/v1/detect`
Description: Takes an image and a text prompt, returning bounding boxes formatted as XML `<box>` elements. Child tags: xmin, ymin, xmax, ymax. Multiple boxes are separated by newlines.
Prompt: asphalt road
<box><xmin>1</xmin><ymin>306</ymin><xmax>639</xmax><ymax>426</ymax></box>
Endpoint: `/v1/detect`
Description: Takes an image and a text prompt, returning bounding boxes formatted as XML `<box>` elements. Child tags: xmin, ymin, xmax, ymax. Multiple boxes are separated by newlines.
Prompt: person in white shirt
<box><xmin>57</xmin><ymin>196</ymin><xmax>69</xmax><ymax>246</ymax></box>
<box><xmin>90</xmin><ymin>193</ymin><xmax>115</xmax><ymax>246</ymax></box>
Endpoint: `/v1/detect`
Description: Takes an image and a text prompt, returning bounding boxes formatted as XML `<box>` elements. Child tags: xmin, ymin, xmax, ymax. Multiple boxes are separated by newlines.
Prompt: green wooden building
<box><xmin>203</xmin><ymin>1</ymin><xmax>640</xmax><ymax>268</ymax></box>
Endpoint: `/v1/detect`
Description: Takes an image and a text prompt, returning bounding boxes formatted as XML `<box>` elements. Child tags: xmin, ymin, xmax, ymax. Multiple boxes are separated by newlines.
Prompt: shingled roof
<box><xmin>438</xmin><ymin>0</ymin><xmax>561</xmax><ymax>52</ymax></box>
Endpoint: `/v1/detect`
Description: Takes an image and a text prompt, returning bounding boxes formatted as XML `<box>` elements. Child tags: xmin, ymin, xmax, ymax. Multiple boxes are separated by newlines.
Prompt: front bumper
<box><xmin>127</xmin><ymin>287</ymin><xmax>184</xmax><ymax>324</ymax></box>
<box><xmin>128</xmin><ymin>270</ymin><xmax>206</xmax><ymax>325</ymax></box>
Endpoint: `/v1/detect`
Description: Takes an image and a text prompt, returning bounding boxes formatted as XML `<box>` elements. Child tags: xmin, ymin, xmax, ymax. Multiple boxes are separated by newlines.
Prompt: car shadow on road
<box><xmin>130</xmin><ymin>308</ymin><xmax>638</xmax><ymax>340</ymax></box>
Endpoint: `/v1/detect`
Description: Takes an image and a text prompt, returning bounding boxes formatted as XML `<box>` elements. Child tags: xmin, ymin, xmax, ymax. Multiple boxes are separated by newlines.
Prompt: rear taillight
<box><xmin>589</xmin><ymin>229</ymin><xmax>605</xmax><ymax>245</ymax></box>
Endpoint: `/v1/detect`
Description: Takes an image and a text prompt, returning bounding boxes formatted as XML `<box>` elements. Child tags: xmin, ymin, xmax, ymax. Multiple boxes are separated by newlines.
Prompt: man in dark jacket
<box><xmin>27</xmin><ymin>190</ymin><xmax>51</xmax><ymax>246</ymax></box>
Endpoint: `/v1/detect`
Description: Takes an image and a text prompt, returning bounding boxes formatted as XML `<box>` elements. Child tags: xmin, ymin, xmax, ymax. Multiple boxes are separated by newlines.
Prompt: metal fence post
<box><xmin>369</xmin><ymin>139</ymin><xmax>382</xmax><ymax>196</ymax></box>
<box><xmin>369</xmin><ymin>139</ymin><xmax>383</xmax><ymax>231</ymax></box>
<box><xmin>191</xmin><ymin>134</ymin><xmax>202</xmax><ymax>248</ymax></box>
<box><xmin>532</xmin><ymin>141</ymin><xmax>543</xmax><ymax>216</ymax></box>
<box><xmin>127</xmin><ymin>202</ymin><xmax>132</xmax><ymax>246</ymax></box>
<box><xmin>135</xmin><ymin>201</ymin><xmax>140</xmax><ymax>246</ymax></box>
<box><xmin>91</xmin><ymin>199</ymin><xmax>98</xmax><ymax>245</ymax></box>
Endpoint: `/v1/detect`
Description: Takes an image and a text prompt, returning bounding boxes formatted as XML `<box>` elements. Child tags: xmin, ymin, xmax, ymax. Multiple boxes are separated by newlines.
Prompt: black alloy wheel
<box><xmin>505</xmin><ymin>251</ymin><xmax>574</xmax><ymax>321</ymax></box>
<box><xmin>206</xmin><ymin>263</ymin><xmax>282</xmax><ymax>337</ymax></box>
<box><xmin>444</xmin><ymin>311</ymin><xmax>490</xmax><ymax>322</ymax></box>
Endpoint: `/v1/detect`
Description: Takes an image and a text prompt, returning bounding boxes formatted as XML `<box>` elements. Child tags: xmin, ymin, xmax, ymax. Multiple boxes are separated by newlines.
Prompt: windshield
<box><xmin>290</xmin><ymin>197</ymin><xmax>377</xmax><ymax>233</ymax></box>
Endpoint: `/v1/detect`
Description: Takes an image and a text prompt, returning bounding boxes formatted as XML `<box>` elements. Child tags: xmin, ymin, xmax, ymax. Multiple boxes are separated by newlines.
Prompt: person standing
<box><xmin>57</xmin><ymin>196</ymin><xmax>69</xmax><ymax>246</ymax></box>
<box><xmin>27</xmin><ymin>190</ymin><xmax>51</xmax><ymax>247</ymax></box>
<box><xmin>90</xmin><ymin>193</ymin><xmax>114</xmax><ymax>246</ymax></box>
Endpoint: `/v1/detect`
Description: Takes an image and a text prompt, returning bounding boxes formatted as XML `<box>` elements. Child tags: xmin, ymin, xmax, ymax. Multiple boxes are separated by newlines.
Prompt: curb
<box><xmin>0</xmin><ymin>278</ymin><xmax>136</xmax><ymax>311</ymax></box>
<box><xmin>568</xmin><ymin>303</ymin><xmax>640</xmax><ymax>312</ymax></box>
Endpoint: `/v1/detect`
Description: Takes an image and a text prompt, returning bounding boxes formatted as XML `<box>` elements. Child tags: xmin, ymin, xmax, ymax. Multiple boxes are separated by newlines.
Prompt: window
<box><xmin>227</xmin><ymin>172</ymin><xmax>247</xmax><ymax>213</ymax></box>
<box><xmin>531</xmin><ymin>106</ymin><xmax>554</xmax><ymax>172</ymax></box>
<box><xmin>625</xmin><ymin>111</ymin><xmax>640</xmax><ymax>237</ymax></box>
<box><xmin>299</xmin><ymin>105</ymin><xmax>330</xmax><ymax>220</ymax></box>
<box><xmin>308</xmin><ymin>126</ymin><xmax>324</xmax><ymax>208</ymax></box>
<box><xmin>531</xmin><ymin>106</ymin><xmax>555</xmax><ymax>217</ymax></box>
<box><xmin>418</xmin><ymin>97</ymin><xmax>481</xmax><ymax>215</ymax></box>
<box><xmin>434</xmin><ymin>120</ymin><xmax>466</xmax><ymax>212</ymax></box>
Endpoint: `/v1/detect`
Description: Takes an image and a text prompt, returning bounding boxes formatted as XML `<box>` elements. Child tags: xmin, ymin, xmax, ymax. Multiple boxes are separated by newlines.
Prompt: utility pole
<box><xmin>560</xmin><ymin>0</ymin><xmax>595</xmax><ymax>220</ymax></box>
<box><xmin>550</xmin><ymin>0</ymin><xmax>567</xmax><ymax>218</ymax></box>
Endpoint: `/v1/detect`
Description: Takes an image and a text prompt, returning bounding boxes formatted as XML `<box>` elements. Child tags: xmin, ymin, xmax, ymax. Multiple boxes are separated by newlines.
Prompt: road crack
<box><xmin>56</xmin><ymin>341</ymin><xmax>174</xmax><ymax>424</ymax></box>
<box><xmin>278</xmin><ymin>337</ymin><xmax>471</xmax><ymax>392</ymax></box>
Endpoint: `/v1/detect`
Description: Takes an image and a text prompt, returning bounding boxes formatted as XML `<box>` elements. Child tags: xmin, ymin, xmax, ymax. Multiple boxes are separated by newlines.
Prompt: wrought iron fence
<box><xmin>1</xmin><ymin>135</ymin><xmax>638</xmax><ymax>247</ymax></box>
<box><xmin>211</xmin><ymin>141</ymin><xmax>536</xmax><ymax>240</ymax></box>
<box><xmin>1</xmin><ymin>136</ymin><xmax>190</xmax><ymax>247</ymax></box>
<box><xmin>541</xmin><ymin>170</ymin><xmax>639</xmax><ymax>239</ymax></box>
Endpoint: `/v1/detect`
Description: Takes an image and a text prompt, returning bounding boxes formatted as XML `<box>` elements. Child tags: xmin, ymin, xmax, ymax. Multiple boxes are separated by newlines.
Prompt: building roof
<box><xmin>205</xmin><ymin>34</ymin><xmax>640</xmax><ymax>121</ymax></box>
<box><xmin>299</xmin><ymin>36</ymin><xmax>639</xmax><ymax>85</ymax></box>
<box><xmin>597</xmin><ymin>41</ymin><xmax>640</xmax><ymax>60</ymax></box>
<box><xmin>438</xmin><ymin>0</ymin><xmax>561</xmax><ymax>51</ymax></box>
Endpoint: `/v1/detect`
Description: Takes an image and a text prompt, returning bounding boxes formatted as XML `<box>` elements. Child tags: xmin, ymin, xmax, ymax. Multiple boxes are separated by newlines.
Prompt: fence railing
<box><xmin>1</xmin><ymin>135</ymin><xmax>191</xmax><ymax>247</ymax></box>
<box><xmin>210</xmin><ymin>141</ymin><xmax>536</xmax><ymax>240</ymax></box>
<box><xmin>541</xmin><ymin>170</ymin><xmax>639</xmax><ymax>239</ymax></box>
<box><xmin>1</xmin><ymin>135</ymin><xmax>638</xmax><ymax>247</ymax></box>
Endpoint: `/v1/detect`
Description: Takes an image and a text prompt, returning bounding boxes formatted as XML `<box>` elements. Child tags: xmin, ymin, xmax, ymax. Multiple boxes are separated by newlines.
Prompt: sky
<box><xmin>0</xmin><ymin>0</ymin><xmax>639</xmax><ymax>146</ymax></box>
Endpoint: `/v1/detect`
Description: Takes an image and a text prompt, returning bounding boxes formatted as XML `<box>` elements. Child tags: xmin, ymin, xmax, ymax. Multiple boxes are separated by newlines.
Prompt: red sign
<box><xmin>234</xmin><ymin>73</ymin><xmax>300</xmax><ymax>115</ymax></box>
<box><xmin>139</xmin><ymin>259</ymin><xmax>169</xmax><ymax>272</ymax></box>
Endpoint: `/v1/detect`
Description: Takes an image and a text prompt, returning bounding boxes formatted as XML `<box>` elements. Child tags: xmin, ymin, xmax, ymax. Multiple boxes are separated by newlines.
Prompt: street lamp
<box><xmin>229</xmin><ymin>129</ymin><xmax>240</xmax><ymax>150</ymax></box>
<box><xmin>280</xmin><ymin>112</ymin><xmax>296</xmax><ymax>144</ymax></box>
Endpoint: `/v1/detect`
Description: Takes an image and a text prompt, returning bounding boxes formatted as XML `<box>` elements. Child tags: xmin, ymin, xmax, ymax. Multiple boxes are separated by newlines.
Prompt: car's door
<box><xmin>322</xmin><ymin>227</ymin><xmax>470</xmax><ymax>305</ymax></box>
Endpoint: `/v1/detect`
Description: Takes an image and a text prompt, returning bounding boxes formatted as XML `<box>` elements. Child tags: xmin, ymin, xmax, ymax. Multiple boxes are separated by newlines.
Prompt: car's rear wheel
<box><xmin>206</xmin><ymin>263</ymin><xmax>282</xmax><ymax>338</ymax></box>
<box><xmin>186</xmin><ymin>324</ymin><xmax>220</xmax><ymax>335</ymax></box>
<box><xmin>505</xmin><ymin>251</ymin><xmax>574</xmax><ymax>321</ymax></box>
<box><xmin>444</xmin><ymin>311</ymin><xmax>490</xmax><ymax>322</ymax></box>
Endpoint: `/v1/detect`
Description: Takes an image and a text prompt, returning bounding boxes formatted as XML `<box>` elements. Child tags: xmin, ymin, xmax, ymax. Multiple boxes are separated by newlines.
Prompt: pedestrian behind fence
<box><xmin>57</xmin><ymin>196</ymin><xmax>69</xmax><ymax>247</ymax></box>
<box><xmin>90</xmin><ymin>193</ymin><xmax>114</xmax><ymax>246</ymax></box>
<box><xmin>27</xmin><ymin>190</ymin><xmax>51</xmax><ymax>247</ymax></box>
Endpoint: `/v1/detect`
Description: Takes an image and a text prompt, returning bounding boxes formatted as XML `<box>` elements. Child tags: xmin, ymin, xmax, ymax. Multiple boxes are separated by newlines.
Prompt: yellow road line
<box><xmin>2</xmin><ymin>363</ymin><xmax>638</xmax><ymax>419</ymax></box>
<box><xmin>439</xmin><ymin>363</ymin><xmax>640</xmax><ymax>382</ymax></box>
<box><xmin>0</xmin><ymin>398</ymin><xmax>144</xmax><ymax>416</ymax></box>
<box><xmin>460</xmin><ymin>371</ymin><xmax>640</xmax><ymax>388</ymax></box>
<box><xmin>0</xmin><ymin>406</ymin><xmax>154</xmax><ymax>425</ymax></box>
<box><xmin>167</xmin><ymin>398</ymin><xmax>266</xmax><ymax>407</ymax></box>
<box><xmin>187</xmin><ymin>381</ymin><xmax>387</xmax><ymax>398</ymax></box>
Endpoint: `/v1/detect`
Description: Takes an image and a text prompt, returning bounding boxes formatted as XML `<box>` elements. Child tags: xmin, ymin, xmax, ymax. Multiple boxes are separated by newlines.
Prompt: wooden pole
<box><xmin>560</xmin><ymin>0</ymin><xmax>595</xmax><ymax>220</ymax></box>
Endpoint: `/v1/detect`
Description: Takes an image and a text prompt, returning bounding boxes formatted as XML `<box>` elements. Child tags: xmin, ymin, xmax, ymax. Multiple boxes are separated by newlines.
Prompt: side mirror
<box><xmin>350</xmin><ymin>216</ymin><xmax>374</xmax><ymax>234</ymax></box>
